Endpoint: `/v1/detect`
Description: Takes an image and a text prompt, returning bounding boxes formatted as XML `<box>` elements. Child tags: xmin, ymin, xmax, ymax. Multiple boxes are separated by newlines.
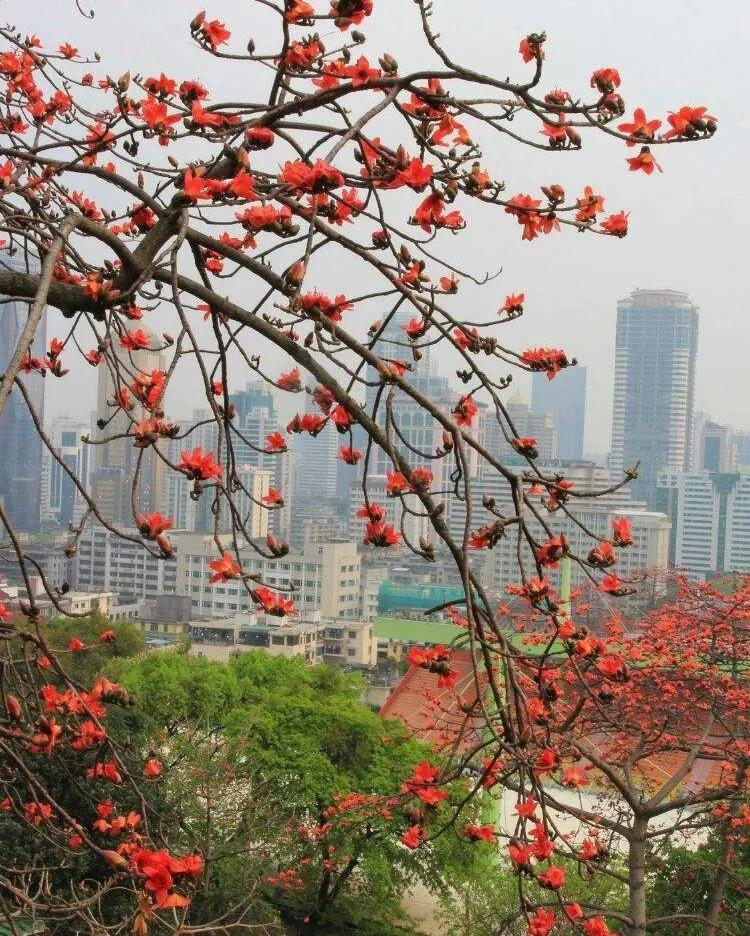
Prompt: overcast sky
<box><xmin>6</xmin><ymin>0</ymin><xmax>748</xmax><ymax>453</ymax></box>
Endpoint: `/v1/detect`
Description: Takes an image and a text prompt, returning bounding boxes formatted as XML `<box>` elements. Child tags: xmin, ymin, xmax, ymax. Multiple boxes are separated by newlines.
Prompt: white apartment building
<box><xmin>173</xmin><ymin>534</ymin><xmax>361</xmax><ymax>619</ymax></box>
<box><xmin>449</xmin><ymin>461</ymin><xmax>670</xmax><ymax>595</ymax></box>
<box><xmin>73</xmin><ymin>526</ymin><xmax>178</xmax><ymax>599</ymax></box>
<box><xmin>657</xmin><ymin>469</ymin><xmax>750</xmax><ymax>578</ymax></box>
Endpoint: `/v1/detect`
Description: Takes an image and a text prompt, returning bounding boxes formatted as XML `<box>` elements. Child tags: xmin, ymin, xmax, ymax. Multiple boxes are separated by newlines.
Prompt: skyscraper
<box><xmin>92</xmin><ymin>347</ymin><xmax>166</xmax><ymax>524</ymax></box>
<box><xmin>40</xmin><ymin>417</ymin><xmax>91</xmax><ymax>527</ymax></box>
<box><xmin>531</xmin><ymin>366</ymin><xmax>586</xmax><ymax>460</ymax></box>
<box><xmin>610</xmin><ymin>289</ymin><xmax>698</xmax><ymax>506</ymax></box>
<box><xmin>484</xmin><ymin>393</ymin><xmax>557</xmax><ymax>465</ymax></box>
<box><xmin>0</xmin><ymin>249</ymin><xmax>46</xmax><ymax>531</ymax></box>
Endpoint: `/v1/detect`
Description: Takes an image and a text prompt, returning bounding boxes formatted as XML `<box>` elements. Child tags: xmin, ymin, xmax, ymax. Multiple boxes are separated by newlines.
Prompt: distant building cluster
<box><xmin>2</xmin><ymin>250</ymin><xmax>748</xmax><ymax>665</ymax></box>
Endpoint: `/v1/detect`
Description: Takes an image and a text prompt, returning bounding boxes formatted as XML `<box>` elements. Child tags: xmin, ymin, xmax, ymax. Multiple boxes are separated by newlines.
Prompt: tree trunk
<box><xmin>628</xmin><ymin>817</ymin><xmax>648</xmax><ymax>936</ymax></box>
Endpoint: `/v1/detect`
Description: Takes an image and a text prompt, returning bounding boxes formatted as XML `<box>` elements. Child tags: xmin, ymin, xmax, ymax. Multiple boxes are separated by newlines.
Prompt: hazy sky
<box><xmin>6</xmin><ymin>0</ymin><xmax>749</xmax><ymax>453</ymax></box>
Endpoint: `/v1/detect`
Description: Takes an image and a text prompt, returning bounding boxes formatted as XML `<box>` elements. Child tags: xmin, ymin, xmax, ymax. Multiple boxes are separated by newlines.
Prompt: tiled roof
<box><xmin>380</xmin><ymin>651</ymin><xmax>486</xmax><ymax>752</ymax></box>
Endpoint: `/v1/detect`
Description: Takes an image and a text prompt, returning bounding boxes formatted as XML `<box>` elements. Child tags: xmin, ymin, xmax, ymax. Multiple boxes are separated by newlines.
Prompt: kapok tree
<box><xmin>0</xmin><ymin>1</ymin><xmax>722</xmax><ymax>934</ymax></box>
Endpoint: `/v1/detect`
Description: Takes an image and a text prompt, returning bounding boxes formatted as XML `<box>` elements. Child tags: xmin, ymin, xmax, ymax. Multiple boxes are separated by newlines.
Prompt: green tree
<box><xmin>115</xmin><ymin>650</ymin><xmax>483</xmax><ymax>933</ymax></box>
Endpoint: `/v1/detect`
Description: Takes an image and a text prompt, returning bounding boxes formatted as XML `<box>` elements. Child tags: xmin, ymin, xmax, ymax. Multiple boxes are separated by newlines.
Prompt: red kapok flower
<box><xmin>208</xmin><ymin>552</ymin><xmax>241</xmax><ymax>584</ymax></box>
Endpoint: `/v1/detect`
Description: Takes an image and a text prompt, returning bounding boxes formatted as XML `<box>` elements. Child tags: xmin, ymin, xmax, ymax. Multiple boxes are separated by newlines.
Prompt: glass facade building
<box><xmin>0</xmin><ymin>250</ymin><xmax>46</xmax><ymax>531</ymax></box>
<box><xmin>610</xmin><ymin>289</ymin><xmax>698</xmax><ymax>506</ymax></box>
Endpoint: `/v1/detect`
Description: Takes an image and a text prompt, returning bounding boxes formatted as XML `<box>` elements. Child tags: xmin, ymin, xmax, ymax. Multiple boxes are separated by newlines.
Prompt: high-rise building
<box><xmin>40</xmin><ymin>417</ymin><xmax>91</xmax><ymax>527</ymax></box>
<box><xmin>532</xmin><ymin>366</ymin><xmax>586</xmax><ymax>460</ymax></box>
<box><xmin>92</xmin><ymin>347</ymin><xmax>166</xmax><ymax>524</ymax></box>
<box><xmin>657</xmin><ymin>469</ymin><xmax>750</xmax><ymax>579</ymax></box>
<box><xmin>610</xmin><ymin>289</ymin><xmax>698</xmax><ymax>506</ymax></box>
<box><xmin>0</xmin><ymin>249</ymin><xmax>46</xmax><ymax>531</ymax></box>
<box><xmin>483</xmin><ymin>394</ymin><xmax>557</xmax><ymax>465</ymax></box>
<box><xmin>292</xmin><ymin>390</ymin><xmax>339</xmax><ymax>502</ymax></box>
<box><xmin>695</xmin><ymin>419</ymin><xmax>738</xmax><ymax>473</ymax></box>
<box><xmin>732</xmin><ymin>430</ymin><xmax>750</xmax><ymax>469</ymax></box>
<box><xmin>229</xmin><ymin>382</ymin><xmax>293</xmax><ymax>538</ymax></box>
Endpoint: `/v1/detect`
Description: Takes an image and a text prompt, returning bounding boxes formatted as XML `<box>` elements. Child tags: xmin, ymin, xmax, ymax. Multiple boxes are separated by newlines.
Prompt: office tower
<box><xmin>230</xmin><ymin>381</ymin><xmax>293</xmax><ymax>538</ymax></box>
<box><xmin>292</xmin><ymin>391</ymin><xmax>339</xmax><ymax>501</ymax></box>
<box><xmin>531</xmin><ymin>366</ymin><xmax>586</xmax><ymax>460</ymax></box>
<box><xmin>483</xmin><ymin>393</ymin><xmax>557</xmax><ymax>466</ymax></box>
<box><xmin>92</xmin><ymin>347</ymin><xmax>166</xmax><ymax>524</ymax></box>
<box><xmin>0</xmin><ymin>249</ymin><xmax>46</xmax><ymax>531</ymax></box>
<box><xmin>695</xmin><ymin>418</ymin><xmax>738</xmax><ymax>473</ymax></box>
<box><xmin>657</xmin><ymin>469</ymin><xmax>750</xmax><ymax>579</ymax></box>
<box><xmin>610</xmin><ymin>289</ymin><xmax>698</xmax><ymax>506</ymax></box>
<box><xmin>40</xmin><ymin>417</ymin><xmax>91</xmax><ymax>526</ymax></box>
<box><xmin>734</xmin><ymin>430</ymin><xmax>750</xmax><ymax>469</ymax></box>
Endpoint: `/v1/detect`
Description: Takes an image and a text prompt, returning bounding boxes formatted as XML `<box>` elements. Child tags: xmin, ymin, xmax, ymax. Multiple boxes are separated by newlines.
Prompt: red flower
<box><xmin>512</xmin><ymin>437</ymin><xmax>538</xmax><ymax>458</ymax></box>
<box><xmin>0</xmin><ymin>601</ymin><xmax>13</xmax><ymax>623</ymax></box>
<box><xmin>198</xmin><ymin>17</ymin><xmax>231</xmax><ymax>49</ymax></box>
<box><xmin>85</xmin><ymin>349</ymin><xmax>103</xmax><ymax>366</ymax></box>
<box><xmin>68</xmin><ymin>638</ymin><xmax>85</xmax><ymax>653</ymax></box>
<box><xmin>395</xmin><ymin>157</ymin><xmax>433</xmax><ymax>191</ymax></box>
<box><xmin>452</xmin><ymin>395</ymin><xmax>478</xmax><ymax>428</ymax></box>
<box><xmin>280</xmin><ymin>159</ymin><xmax>344</xmax><ymax>193</ymax></box>
<box><xmin>344</xmin><ymin>55</ymin><xmax>381</xmax><ymax>88</ymax></box>
<box><xmin>520</xmin><ymin>347</ymin><xmax>570</xmax><ymax>380</ymax></box>
<box><xmin>179</xmin><ymin>447</ymin><xmax>223</xmax><ymax>481</ymax></box>
<box><xmin>285</xmin><ymin>0</ymin><xmax>315</xmax><ymax>22</ymax></box>
<box><xmin>453</xmin><ymin>326</ymin><xmax>481</xmax><ymax>351</ymax></box>
<box><xmin>583</xmin><ymin>918</ymin><xmax>614</xmax><ymax>936</ymax></box>
<box><xmin>465</xmin><ymin>824</ymin><xmax>495</xmax><ymax>842</ymax></box>
<box><xmin>535</xmin><ymin>536</ymin><xmax>566</xmax><ymax>568</ymax></box>
<box><xmin>410</xmin><ymin>467</ymin><xmax>433</xmax><ymax>488</ymax></box>
<box><xmin>330</xmin><ymin>0</ymin><xmax>373</xmax><ymax>30</ymax></box>
<box><xmin>263</xmin><ymin>488</ymin><xmax>285</xmax><ymax>505</ymax></box>
<box><xmin>617</xmin><ymin>107</ymin><xmax>662</xmax><ymax>145</ymax></box>
<box><xmin>402</xmin><ymin>317</ymin><xmax>430</xmax><ymax>340</ymax></box>
<box><xmin>58</xmin><ymin>43</ymin><xmax>78</xmax><ymax>58</ymax></box>
<box><xmin>514</xmin><ymin>797</ymin><xmax>538</xmax><ymax>819</ymax></box>
<box><xmin>508</xmin><ymin>842</ymin><xmax>533</xmax><ymax>867</ymax></box>
<box><xmin>357</xmin><ymin>503</ymin><xmax>385</xmax><ymax>522</ymax></box>
<box><xmin>245</xmin><ymin>126</ymin><xmax>275</xmax><ymax>149</ymax></box>
<box><xmin>99</xmin><ymin>630</ymin><xmax>116</xmax><ymax>643</ymax></box>
<box><xmin>339</xmin><ymin>445</ymin><xmax>362</xmax><ymax>464</ymax></box>
<box><xmin>537</xmin><ymin>866</ymin><xmax>565</xmax><ymax>890</ymax></box>
<box><xmin>182</xmin><ymin>169</ymin><xmax>213</xmax><ymax>201</ymax></box>
<box><xmin>276</xmin><ymin>368</ymin><xmax>302</xmax><ymax>391</ymax></box>
<box><xmin>24</xmin><ymin>802</ymin><xmax>53</xmax><ymax>825</ymax></box>
<box><xmin>502</xmin><ymin>293</ymin><xmax>525</xmax><ymax>314</ymax></box>
<box><xmin>120</xmin><ymin>329</ymin><xmax>152</xmax><ymax>351</ymax></box>
<box><xmin>612</xmin><ymin>516</ymin><xmax>633</xmax><ymax>546</ymax></box>
<box><xmin>401</xmin><ymin>825</ymin><xmax>426</xmax><ymax>849</ymax></box>
<box><xmin>590</xmin><ymin>67</ymin><xmax>621</xmax><ymax>93</ymax></box>
<box><xmin>386</xmin><ymin>471</ymin><xmax>410</xmax><ymax>496</ymax></box>
<box><xmin>137</xmin><ymin>512</ymin><xmax>173</xmax><ymax>540</ymax></box>
<box><xmin>601</xmin><ymin>211</ymin><xmax>629</xmax><ymax>237</ymax></box>
<box><xmin>251</xmin><ymin>586</ymin><xmax>296</xmax><ymax>617</ymax></box>
<box><xmin>528</xmin><ymin>908</ymin><xmax>556</xmax><ymax>936</ymax></box>
<box><xmin>599</xmin><ymin>574</ymin><xmax>633</xmax><ymax>597</ymax></box>
<box><xmin>363</xmin><ymin>521</ymin><xmax>401</xmax><ymax>547</ymax></box>
<box><xmin>627</xmin><ymin>146</ymin><xmax>662</xmax><ymax>175</ymax></box>
<box><xmin>208</xmin><ymin>552</ymin><xmax>241</xmax><ymax>584</ymax></box>
<box><xmin>265</xmin><ymin>432</ymin><xmax>288</xmax><ymax>453</ymax></box>
<box><xmin>519</xmin><ymin>35</ymin><xmax>544</xmax><ymax>63</ymax></box>
<box><xmin>140</xmin><ymin>95</ymin><xmax>181</xmax><ymax>134</ymax></box>
<box><xmin>286</xmin><ymin>413</ymin><xmax>326</xmax><ymax>435</ymax></box>
<box><xmin>143</xmin><ymin>758</ymin><xmax>162</xmax><ymax>779</ymax></box>
<box><xmin>663</xmin><ymin>105</ymin><xmax>716</xmax><ymax>140</ymax></box>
